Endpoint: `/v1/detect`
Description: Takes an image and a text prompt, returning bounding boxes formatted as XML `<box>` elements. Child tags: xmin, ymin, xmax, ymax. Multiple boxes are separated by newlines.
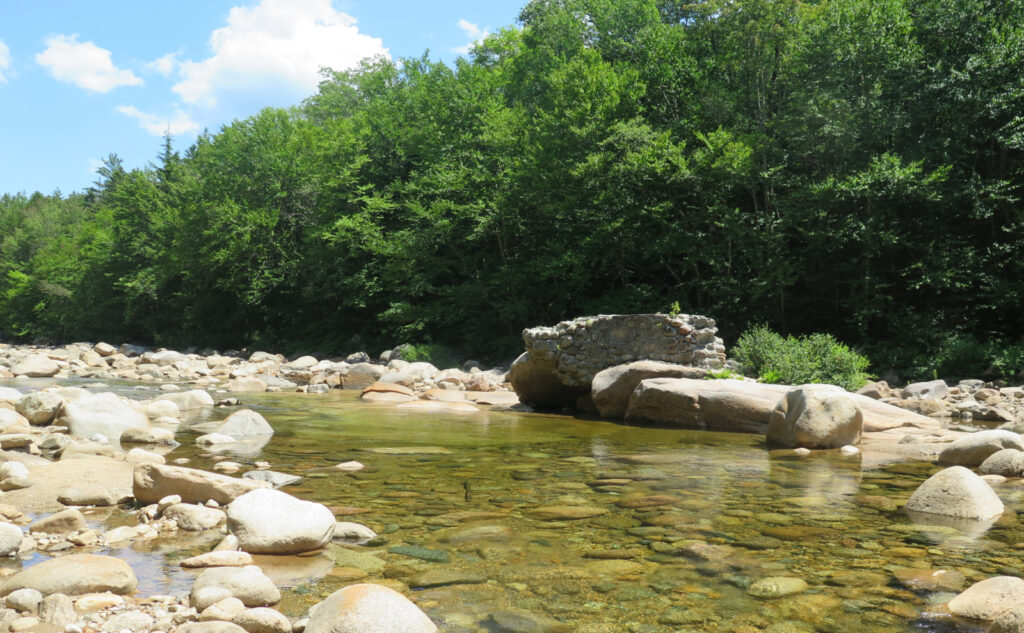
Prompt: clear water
<box><xmin>5</xmin><ymin>380</ymin><xmax>1020</xmax><ymax>633</ymax></box>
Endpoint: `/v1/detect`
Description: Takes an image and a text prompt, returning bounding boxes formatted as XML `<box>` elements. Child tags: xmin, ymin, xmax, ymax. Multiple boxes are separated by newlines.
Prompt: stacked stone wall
<box><xmin>522</xmin><ymin>313</ymin><xmax>726</xmax><ymax>388</ymax></box>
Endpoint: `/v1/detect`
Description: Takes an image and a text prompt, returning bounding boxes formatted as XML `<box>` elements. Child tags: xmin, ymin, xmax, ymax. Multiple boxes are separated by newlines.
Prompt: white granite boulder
<box><xmin>305</xmin><ymin>584</ymin><xmax>437</xmax><ymax>633</ymax></box>
<box><xmin>938</xmin><ymin>430</ymin><xmax>1024</xmax><ymax>467</ymax></box>
<box><xmin>767</xmin><ymin>386</ymin><xmax>863</xmax><ymax>448</ymax></box>
<box><xmin>226</xmin><ymin>489</ymin><xmax>335</xmax><ymax>554</ymax></box>
<box><xmin>59</xmin><ymin>392</ymin><xmax>149</xmax><ymax>442</ymax></box>
<box><xmin>904</xmin><ymin>466</ymin><xmax>1004</xmax><ymax>520</ymax></box>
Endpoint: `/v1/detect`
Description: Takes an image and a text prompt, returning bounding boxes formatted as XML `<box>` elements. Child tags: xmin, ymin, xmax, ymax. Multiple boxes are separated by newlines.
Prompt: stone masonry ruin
<box><xmin>511</xmin><ymin>313</ymin><xmax>727</xmax><ymax>408</ymax></box>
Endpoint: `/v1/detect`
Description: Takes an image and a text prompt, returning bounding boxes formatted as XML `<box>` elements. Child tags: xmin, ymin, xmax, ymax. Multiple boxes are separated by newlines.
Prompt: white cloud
<box><xmin>454</xmin><ymin>19</ymin><xmax>489</xmax><ymax>55</ymax></box>
<box><xmin>146</xmin><ymin>52</ymin><xmax>180</xmax><ymax>77</ymax></box>
<box><xmin>0</xmin><ymin>40</ymin><xmax>10</xmax><ymax>83</ymax></box>
<box><xmin>115</xmin><ymin>105</ymin><xmax>199</xmax><ymax>136</ymax></box>
<box><xmin>36</xmin><ymin>34</ymin><xmax>142</xmax><ymax>93</ymax></box>
<box><xmin>173</xmin><ymin>0</ymin><xmax>388</xmax><ymax>107</ymax></box>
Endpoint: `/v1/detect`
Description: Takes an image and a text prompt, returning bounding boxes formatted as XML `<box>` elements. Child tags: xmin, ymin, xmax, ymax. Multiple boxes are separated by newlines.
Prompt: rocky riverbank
<box><xmin>5</xmin><ymin>332</ymin><xmax>1024</xmax><ymax>632</ymax></box>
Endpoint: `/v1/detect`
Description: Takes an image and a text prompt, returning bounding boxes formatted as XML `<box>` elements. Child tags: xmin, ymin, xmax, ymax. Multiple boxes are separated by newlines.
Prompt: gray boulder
<box><xmin>902</xmin><ymin>379</ymin><xmax>949</xmax><ymax>400</ymax></box>
<box><xmin>162</xmin><ymin>504</ymin><xmax>227</xmax><ymax>531</ymax></box>
<box><xmin>15</xmin><ymin>392</ymin><xmax>63</xmax><ymax>426</ymax></box>
<box><xmin>590</xmin><ymin>361</ymin><xmax>707</xmax><ymax>419</ymax></box>
<box><xmin>157</xmin><ymin>389</ymin><xmax>214</xmax><ymax>411</ymax></box>
<box><xmin>226</xmin><ymin>488</ymin><xmax>335</xmax><ymax>554</ymax></box>
<box><xmin>59</xmin><ymin>392</ymin><xmax>148</xmax><ymax>441</ymax></box>
<box><xmin>214</xmin><ymin>409</ymin><xmax>273</xmax><ymax>437</ymax></box>
<box><xmin>0</xmin><ymin>554</ymin><xmax>136</xmax><ymax>596</ymax></box>
<box><xmin>190</xmin><ymin>565</ymin><xmax>280</xmax><ymax>609</ymax></box>
<box><xmin>767</xmin><ymin>386</ymin><xmax>863</xmax><ymax>448</ymax></box>
<box><xmin>305</xmin><ymin>583</ymin><xmax>437</xmax><ymax>633</ymax></box>
<box><xmin>10</xmin><ymin>355</ymin><xmax>60</xmax><ymax>378</ymax></box>
<box><xmin>510</xmin><ymin>352</ymin><xmax>585</xmax><ymax>410</ymax></box>
<box><xmin>133</xmin><ymin>463</ymin><xmax>269</xmax><ymax>505</ymax></box>
<box><xmin>339</xmin><ymin>363</ymin><xmax>386</xmax><ymax>390</ymax></box>
<box><xmin>904</xmin><ymin>466</ymin><xmax>1004</xmax><ymax>520</ymax></box>
<box><xmin>0</xmin><ymin>523</ymin><xmax>23</xmax><ymax>557</ymax></box>
<box><xmin>979</xmin><ymin>449</ymin><xmax>1024</xmax><ymax>477</ymax></box>
<box><xmin>948</xmin><ymin>576</ymin><xmax>1024</xmax><ymax>621</ymax></box>
<box><xmin>938</xmin><ymin>430</ymin><xmax>1024</xmax><ymax>467</ymax></box>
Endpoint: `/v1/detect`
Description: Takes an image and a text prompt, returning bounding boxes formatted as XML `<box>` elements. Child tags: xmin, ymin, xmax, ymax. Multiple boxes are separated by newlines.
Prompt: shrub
<box><xmin>398</xmin><ymin>343</ymin><xmax>460</xmax><ymax>369</ymax></box>
<box><xmin>733</xmin><ymin>326</ymin><xmax>872</xmax><ymax>391</ymax></box>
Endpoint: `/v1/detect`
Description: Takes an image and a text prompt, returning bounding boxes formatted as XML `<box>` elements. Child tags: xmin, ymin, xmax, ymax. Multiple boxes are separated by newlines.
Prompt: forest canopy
<box><xmin>2</xmin><ymin>0</ymin><xmax>1023</xmax><ymax>377</ymax></box>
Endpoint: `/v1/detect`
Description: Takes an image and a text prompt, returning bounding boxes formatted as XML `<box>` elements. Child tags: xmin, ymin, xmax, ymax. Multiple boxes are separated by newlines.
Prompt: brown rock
<box><xmin>133</xmin><ymin>463</ymin><xmax>270</xmax><ymax>505</ymax></box>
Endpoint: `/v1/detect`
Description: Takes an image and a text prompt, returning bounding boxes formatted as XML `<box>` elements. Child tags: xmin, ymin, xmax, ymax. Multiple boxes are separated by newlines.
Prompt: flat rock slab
<box><xmin>3</xmin><ymin>457</ymin><xmax>132</xmax><ymax>514</ymax></box>
<box><xmin>1</xmin><ymin>554</ymin><xmax>137</xmax><ymax>596</ymax></box>
<box><xmin>133</xmin><ymin>463</ymin><xmax>270</xmax><ymax>505</ymax></box>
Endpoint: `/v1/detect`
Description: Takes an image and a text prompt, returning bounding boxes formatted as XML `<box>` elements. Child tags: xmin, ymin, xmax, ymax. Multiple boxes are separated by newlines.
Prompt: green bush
<box><xmin>733</xmin><ymin>325</ymin><xmax>872</xmax><ymax>391</ymax></box>
<box><xmin>398</xmin><ymin>343</ymin><xmax>460</xmax><ymax>369</ymax></box>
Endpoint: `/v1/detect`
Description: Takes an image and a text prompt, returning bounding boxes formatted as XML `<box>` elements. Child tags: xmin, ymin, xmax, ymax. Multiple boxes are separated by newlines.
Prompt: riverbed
<box><xmin>2</xmin><ymin>380</ymin><xmax>1016</xmax><ymax>633</ymax></box>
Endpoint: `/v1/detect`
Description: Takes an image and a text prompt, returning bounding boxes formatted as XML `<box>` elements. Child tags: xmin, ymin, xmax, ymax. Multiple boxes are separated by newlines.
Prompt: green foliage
<box><xmin>705</xmin><ymin>368</ymin><xmax>738</xmax><ymax>380</ymax></box>
<box><xmin>397</xmin><ymin>343</ymin><xmax>460</xmax><ymax>369</ymax></box>
<box><xmin>1</xmin><ymin>0</ymin><xmax>1024</xmax><ymax>368</ymax></box>
<box><xmin>733</xmin><ymin>326</ymin><xmax>872</xmax><ymax>391</ymax></box>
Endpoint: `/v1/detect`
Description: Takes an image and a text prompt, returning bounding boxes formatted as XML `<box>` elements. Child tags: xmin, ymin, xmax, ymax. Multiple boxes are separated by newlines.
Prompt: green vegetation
<box><xmin>2</xmin><ymin>0</ymin><xmax>1024</xmax><ymax>373</ymax></box>
<box><xmin>733</xmin><ymin>325</ymin><xmax>872</xmax><ymax>391</ymax></box>
<box><xmin>395</xmin><ymin>343</ymin><xmax>460</xmax><ymax>370</ymax></box>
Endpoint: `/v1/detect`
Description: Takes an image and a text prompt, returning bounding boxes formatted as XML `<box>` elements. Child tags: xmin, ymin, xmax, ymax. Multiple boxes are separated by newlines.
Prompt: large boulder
<box><xmin>766</xmin><ymin>386</ymin><xmax>863</xmax><ymax>448</ymax></box>
<box><xmin>157</xmin><ymin>389</ymin><xmax>214</xmax><ymax>411</ymax></box>
<box><xmin>622</xmin><ymin>378</ymin><xmax>940</xmax><ymax>434</ymax></box>
<box><xmin>0</xmin><ymin>554</ymin><xmax>137</xmax><ymax>596</ymax></box>
<box><xmin>625</xmin><ymin>378</ymin><xmax>786</xmax><ymax>432</ymax></box>
<box><xmin>947</xmin><ymin>576</ymin><xmax>1024</xmax><ymax>621</ymax></box>
<box><xmin>15</xmin><ymin>392</ymin><xmax>64</xmax><ymax>425</ymax></box>
<box><xmin>226</xmin><ymin>488</ymin><xmax>335</xmax><ymax>554</ymax></box>
<box><xmin>591</xmin><ymin>361</ymin><xmax>707</xmax><ymax>419</ymax></box>
<box><xmin>133</xmin><ymin>463</ymin><xmax>269</xmax><ymax>505</ymax></box>
<box><xmin>59</xmin><ymin>392</ymin><xmax>149</xmax><ymax>441</ymax></box>
<box><xmin>380</xmin><ymin>362</ymin><xmax>439</xmax><ymax>387</ymax></box>
<box><xmin>904</xmin><ymin>466</ymin><xmax>1004</xmax><ymax>520</ymax></box>
<box><xmin>979</xmin><ymin>449</ymin><xmax>1024</xmax><ymax>477</ymax></box>
<box><xmin>509</xmin><ymin>352</ymin><xmax>585</xmax><ymax>410</ymax></box>
<box><xmin>10</xmin><ymin>355</ymin><xmax>60</xmax><ymax>378</ymax></box>
<box><xmin>902</xmin><ymin>379</ymin><xmax>949</xmax><ymax>400</ymax></box>
<box><xmin>340</xmin><ymin>364</ymin><xmax>386</xmax><ymax>390</ymax></box>
<box><xmin>938</xmin><ymin>430</ymin><xmax>1024</xmax><ymax>467</ymax></box>
<box><xmin>214</xmin><ymin>409</ymin><xmax>273</xmax><ymax>437</ymax></box>
<box><xmin>305</xmin><ymin>584</ymin><xmax>437</xmax><ymax>633</ymax></box>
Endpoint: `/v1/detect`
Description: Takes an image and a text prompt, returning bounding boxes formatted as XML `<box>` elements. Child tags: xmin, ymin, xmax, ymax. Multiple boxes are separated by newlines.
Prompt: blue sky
<box><xmin>0</xmin><ymin>1</ymin><xmax>525</xmax><ymax>196</ymax></box>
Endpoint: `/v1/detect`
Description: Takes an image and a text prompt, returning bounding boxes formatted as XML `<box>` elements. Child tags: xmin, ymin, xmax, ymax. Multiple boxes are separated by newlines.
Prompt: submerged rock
<box><xmin>747</xmin><ymin>577</ymin><xmax>809</xmax><ymax>599</ymax></box>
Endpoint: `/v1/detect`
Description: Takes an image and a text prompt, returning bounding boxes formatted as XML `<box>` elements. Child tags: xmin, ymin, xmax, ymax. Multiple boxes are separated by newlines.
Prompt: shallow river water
<box><xmin>8</xmin><ymin>383</ymin><xmax>1024</xmax><ymax>633</ymax></box>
